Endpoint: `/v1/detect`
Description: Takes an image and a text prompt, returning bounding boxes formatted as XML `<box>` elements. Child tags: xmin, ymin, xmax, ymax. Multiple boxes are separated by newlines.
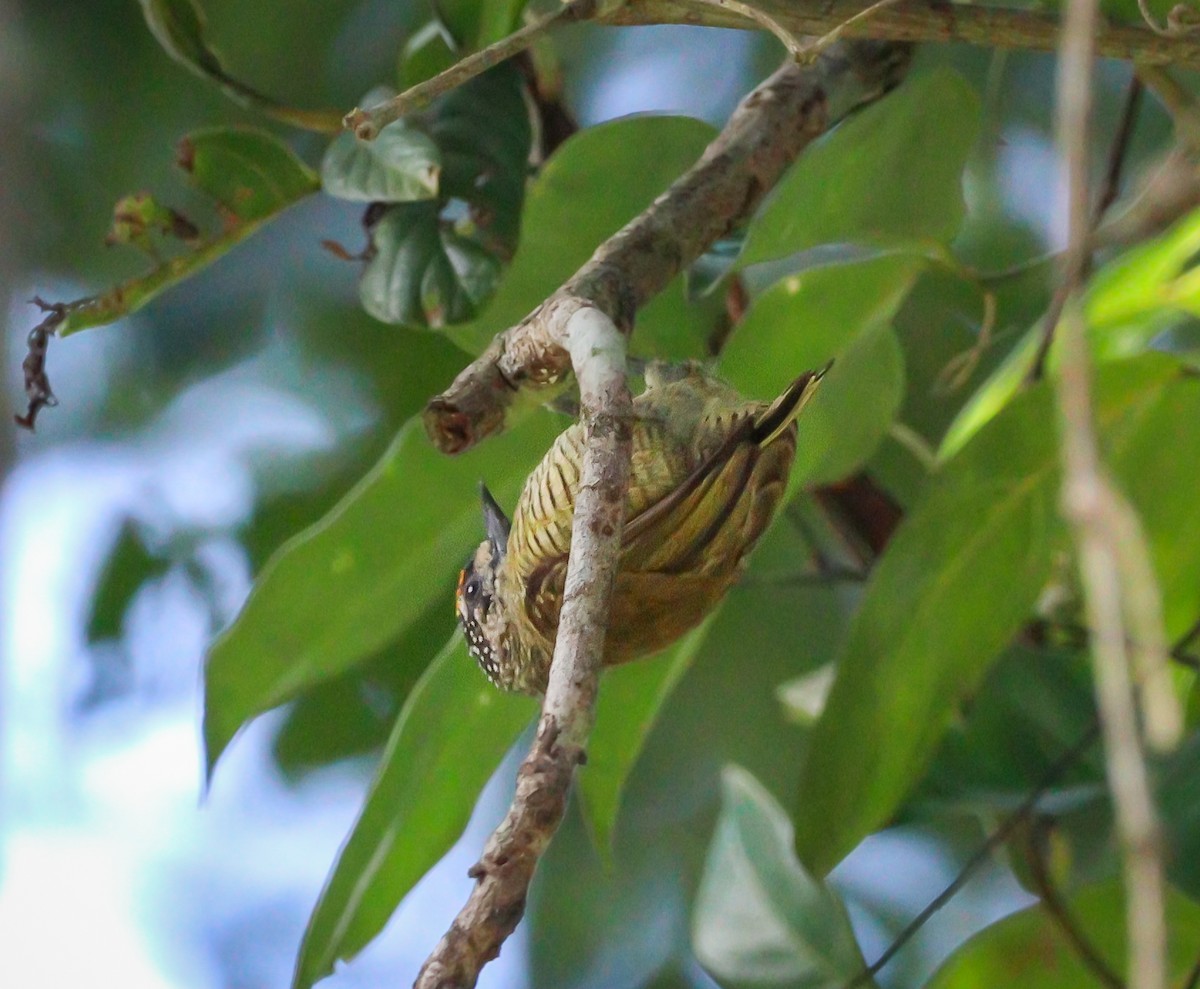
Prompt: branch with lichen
<box><xmin>410</xmin><ymin>39</ymin><xmax>911</xmax><ymax>989</ymax></box>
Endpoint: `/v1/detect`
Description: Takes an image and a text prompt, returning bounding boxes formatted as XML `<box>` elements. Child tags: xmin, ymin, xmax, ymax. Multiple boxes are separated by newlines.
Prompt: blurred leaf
<box><xmin>59</xmin><ymin>128</ymin><xmax>319</xmax><ymax>337</ymax></box>
<box><xmin>179</xmin><ymin>126</ymin><xmax>320</xmax><ymax>222</ymax></box>
<box><xmin>447</xmin><ymin>115</ymin><xmax>722</xmax><ymax>359</ymax></box>
<box><xmin>293</xmin><ymin>636</ymin><xmax>535</xmax><ymax>989</ymax></box>
<box><xmin>136</xmin><ymin>0</ymin><xmax>342</xmax><ymax>132</ymax></box>
<box><xmin>794</xmin><ymin>356</ymin><xmax>1185</xmax><ymax>876</ymax></box>
<box><xmin>321</xmin><ymin>110</ymin><xmax>441</xmax><ymax>203</ymax></box>
<box><xmin>360</xmin><ymin>202</ymin><xmax>501</xmax><ymax>327</ymax></box>
<box><xmin>86</xmin><ymin>522</ymin><xmax>167</xmax><ymax>643</ymax></box>
<box><xmin>739</xmin><ymin>69</ymin><xmax>979</xmax><ymax>268</ymax></box>
<box><xmin>580</xmin><ymin>619</ymin><xmax>715</xmax><ymax>857</ymax></box>
<box><xmin>924</xmin><ymin>881</ymin><xmax>1200</xmax><ymax>988</ymax></box>
<box><xmin>693</xmin><ymin>766</ymin><xmax>869</xmax><ymax>989</ymax></box>
<box><xmin>432</xmin><ymin>0</ymin><xmax>528</xmax><ymax>49</ymax></box>
<box><xmin>1157</xmin><ymin>730</ymin><xmax>1200</xmax><ymax>900</ymax></box>
<box><xmin>400</xmin><ymin>22</ymin><xmax>458</xmax><ymax>90</ymax></box>
<box><xmin>719</xmin><ymin>253</ymin><xmax>919</xmax><ymax>487</ymax></box>
<box><xmin>204</xmin><ymin>409</ymin><xmax>562</xmax><ymax>773</ymax></box>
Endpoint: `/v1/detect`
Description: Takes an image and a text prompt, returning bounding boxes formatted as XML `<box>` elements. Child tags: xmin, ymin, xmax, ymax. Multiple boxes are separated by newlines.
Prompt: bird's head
<box><xmin>456</xmin><ymin>484</ymin><xmax>511</xmax><ymax>686</ymax></box>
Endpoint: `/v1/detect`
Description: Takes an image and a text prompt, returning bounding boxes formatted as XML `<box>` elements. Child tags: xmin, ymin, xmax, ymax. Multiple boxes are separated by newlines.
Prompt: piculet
<box><xmin>455</xmin><ymin>362</ymin><xmax>826</xmax><ymax>695</ymax></box>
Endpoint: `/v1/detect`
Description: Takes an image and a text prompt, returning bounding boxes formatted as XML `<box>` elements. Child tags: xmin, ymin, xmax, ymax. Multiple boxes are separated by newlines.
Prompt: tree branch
<box><xmin>413</xmin><ymin>40</ymin><xmax>912</xmax><ymax>989</ymax></box>
<box><xmin>424</xmin><ymin>41</ymin><xmax>912</xmax><ymax>454</ymax></box>
<box><xmin>1055</xmin><ymin>2</ymin><xmax>1177</xmax><ymax>989</ymax></box>
<box><xmin>610</xmin><ymin>0</ymin><xmax>1200</xmax><ymax>72</ymax></box>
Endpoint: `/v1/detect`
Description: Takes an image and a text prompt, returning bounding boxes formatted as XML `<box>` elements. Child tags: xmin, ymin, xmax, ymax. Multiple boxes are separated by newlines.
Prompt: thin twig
<box><xmin>795</xmin><ymin>0</ymin><xmax>907</xmax><ymax>62</ymax></box>
<box><xmin>843</xmin><ymin>721</ymin><xmax>1101</xmax><ymax>988</ymax></box>
<box><xmin>1055</xmin><ymin>2</ymin><xmax>1174</xmax><ymax>988</ymax></box>
<box><xmin>609</xmin><ymin>0</ymin><xmax>1200</xmax><ymax>72</ymax></box>
<box><xmin>689</xmin><ymin>0</ymin><xmax>804</xmax><ymax>56</ymax></box>
<box><xmin>424</xmin><ymin>42</ymin><xmax>913</xmax><ymax>454</ymax></box>
<box><xmin>344</xmin><ymin>0</ymin><xmax>598</xmax><ymax>139</ymax></box>
<box><xmin>1026</xmin><ymin>819</ymin><xmax>1125</xmax><ymax>989</ymax></box>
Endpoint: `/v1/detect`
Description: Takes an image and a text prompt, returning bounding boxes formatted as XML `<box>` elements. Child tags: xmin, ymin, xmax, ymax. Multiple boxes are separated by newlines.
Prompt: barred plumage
<box><xmin>456</xmin><ymin>362</ymin><xmax>826</xmax><ymax>695</ymax></box>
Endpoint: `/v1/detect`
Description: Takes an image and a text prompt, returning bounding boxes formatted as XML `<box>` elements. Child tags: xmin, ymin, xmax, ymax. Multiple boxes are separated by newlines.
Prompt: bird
<box><xmin>455</xmin><ymin>361</ymin><xmax>827</xmax><ymax>695</ymax></box>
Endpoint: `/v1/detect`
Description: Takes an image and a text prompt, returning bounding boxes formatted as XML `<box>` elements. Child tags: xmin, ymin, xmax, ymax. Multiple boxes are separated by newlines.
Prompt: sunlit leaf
<box><xmin>179</xmin><ymin>127</ymin><xmax>319</xmax><ymax>222</ymax></box>
<box><xmin>293</xmin><ymin>636</ymin><xmax>535</xmax><ymax>989</ymax></box>
<box><xmin>204</xmin><ymin>409</ymin><xmax>563</xmax><ymax>772</ymax></box>
<box><xmin>795</xmin><ymin>356</ymin><xmax>1187</xmax><ymax>876</ymax></box>
<box><xmin>739</xmin><ymin>69</ymin><xmax>979</xmax><ymax>267</ymax></box>
<box><xmin>925</xmin><ymin>881</ymin><xmax>1200</xmax><ymax>988</ymax></box>
<box><xmin>359</xmin><ymin>202</ymin><xmax>501</xmax><ymax>328</ymax></box>
<box><xmin>693</xmin><ymin>766</ymin><xmax>869</xmax><ymax>989</ymax></box>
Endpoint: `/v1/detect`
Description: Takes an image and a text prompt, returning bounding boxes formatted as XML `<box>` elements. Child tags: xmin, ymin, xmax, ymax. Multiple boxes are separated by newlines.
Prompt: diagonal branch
<box><xmin>413</xmin><ymin>40</ymin><xmax>912</xmax><ymax>989</ymax></box>
<box><xmin>424</xmin><ymin>41</ymin><xmax>913</xmax><ymax>454</ymax></box>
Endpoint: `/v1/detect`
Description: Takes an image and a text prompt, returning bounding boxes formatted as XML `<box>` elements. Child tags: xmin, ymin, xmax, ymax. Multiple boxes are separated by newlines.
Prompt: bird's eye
<box><xmin>465</xmin><ymin>576</ymin><xmax>481</xmax><ymax>602</ymax></box>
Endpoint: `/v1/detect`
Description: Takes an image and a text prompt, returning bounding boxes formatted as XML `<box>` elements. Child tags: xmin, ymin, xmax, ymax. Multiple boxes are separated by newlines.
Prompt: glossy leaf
<box><xmin>293</xmin><ymin>636</ymin><xmax>535</xmax><ymax>989</ymax></box>
<box><xmin>794</xmin><ymin>356</ymin><xmax>1186</xmax><ymax>876</ymax></box>
<box><xmin>179</xmin><ymin>127</ymin><xmax>320</xmax><ymax>222</ymax></box>
<box><xmin>739</xmin><ymin>69</ymin><xmax>979</xmax><ymax>268</ymax></box>
<box><xmin>359</xmin><ymin>202</ymin><xmax>501</xmax><ymax>328</ymax></box>
<box><xmin>580</xmin><ymin>620</ymin><xmax>715</xmax><ymax>856</ymax></box>
<box><xmin>137</xmin><ymin>0</ymin><xmax>342</xmax><ymax>132</ymax></box>
<box><xmin>719</xmin><ymin>253</ymin><xmax>920</xmax><ymax>488</ymax></box>
<box><xmin>321</xmin><ymin>114</ymin><xmax>441</xmax><ymax>203</ymax></box>
<box><xmin>925</xmin><ymin>881</ymin><xmax>1200</xmax><ymax>988</ymax></box>
<box><xmin>693</xmin><ymin>766</ymin><xmax>869</xmax><ymax>989</ymax></box>
<box><xmin>204</xmin><ymin>410</ymin><xmax>563</xmax><ymax>772</ymax></box>
<box><xmin>447</xmin><ymin>115</ymin><xmax>722</xmax><ymax>359</ymax></box>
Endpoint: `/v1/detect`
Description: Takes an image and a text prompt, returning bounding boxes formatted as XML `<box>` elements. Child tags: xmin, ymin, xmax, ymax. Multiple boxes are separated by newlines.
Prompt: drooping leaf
<box><xmin>718</xmin><ymin>253</ymin><xmax>921</xmax><ymax>488</ymax></box>
<box><xmin>178</xmin><ymin>127</ymin><xmax>320</xmax><ymax>222</ymax></box>
<box><xmin>738</xmin><ymin>69</ymin><xmax>980</xmax><ymax>268</ymax></box>
<box><xmin>203</xmin><ymin>409</ymin><xmax>563</xmax><ymax>772</ymax></box>
<box><xmin>359</xmin><ymin>202</ymin><xmax>501</xmax><ymax>328</ymax></box>
<box><xmin>580</xmin><ymin>619</ymin><xmax>715</xmax><ymax>857</ymax></box>
<box><xmin>447</xmin><ymin>115</ymin><xmax>722</xmax><ymax>359</ymax></box>
<box><xmin>794</xmin><ymin>356</ymin><xmax>1188</xmax><ymax>876</ymax></box>
<box><xmin>293</xmin><ymin>636</ymin><xmax>535</xmax><ymax>989</ymax></box>
<box><xmin>59</xmin><ymin>130</ymin><xmax>319</xmax><ymax>337</ymax></box>
<box><xmin>137</xmin><ymin>0</ymin><xmax>342</xmax><ymax>132</ymax></box>
<box><xmin>925</xmin><ymin>881</ymin><xmax>1200</xmax><ymax>989</ymax></box>
<box><xmin>693</xmin><ymin>766</ymin><xmax>869</xmax><ymax>989</ymax></box>
<box><xmin>321</xmin><ymin>107</ymin><xmax>441</xmax><ymax>203</ymax></box>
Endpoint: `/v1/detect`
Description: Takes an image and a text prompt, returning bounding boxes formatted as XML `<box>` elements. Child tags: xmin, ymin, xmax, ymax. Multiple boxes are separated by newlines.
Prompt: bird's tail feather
<box><xmin>752</xmin><ymin>360</ymin><xmax>832</xmax><ymax>447</ymax></box>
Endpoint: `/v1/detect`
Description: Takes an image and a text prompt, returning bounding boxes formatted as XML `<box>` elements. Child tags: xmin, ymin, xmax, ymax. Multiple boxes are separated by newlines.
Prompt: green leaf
<box><xmin>203</xmin><ymin>409</ymin><xmax>563</xmax><ymax>773</ymax></box>
<box><xmin>447</xmin><ymin>115</ymin><xmax>722</xmax><ymax>359</ymax></box>
<box><xmin>293</xmin><ymin>636</ymin><xmax>535</xmax><ymax>989</ymax></box>
<box><xmin>179</xmin><ymin>127</ymin><xmax>320</xmax><ymax>222</ymax></box>
<box><xmin>359</xmin><ymin>202</ymin><xmax>501</xmax><ymax>328</ymax></box>
<box><xmin>137</xmin><ymin>0</ymin><xmax>342</xmax><ymax>132</ymax></box>
<box><xmin>693</xmin><ymin>766</ymin><xmax>869</xmax><ymax>989</ymax></box>
<box><xmin>794</xmin><ymin>356</ymin><xmax>1185</xmax><ymax>876</ymax></box>
<box><xmin>432</xmin><ymin>0</ymin><xmax>528</xmax><ymax>49</ymax></box>
<box><xmin>86</xmin><ymin>522</ymin><xmax>167</xmax><ymax>643</ymax></box>
<box><xmin>580</xmin><ymin>619</ymin><xmax>715</xmax><ymax>857</ymax></box>
<box><xmin>718</xmin><ymin>253</ymin><xmax>921</xmax><ymax>488</ymax></box>
<box><xmin>925</xmin><ymin>881</ymin><xmax>1200</xmax><ymax>989</ymax></box>
<box><xmin>59</xmin><ymin>132</ymin><xmax>319</xmax><ymax>337</ymax></box>
<box><xmin>739</xmin><ymin>69</ymin><xmax>980</xmax><ymax>268</ymax></box>
<box><xmin>321</xmin><ymin>111</ymin><xmax>441</xmax><ymax>203</ymax></box>
<box><xmin>400</xmin><ymin>22</ymin><xmax>458</xmax><ymax>90</ymax></box>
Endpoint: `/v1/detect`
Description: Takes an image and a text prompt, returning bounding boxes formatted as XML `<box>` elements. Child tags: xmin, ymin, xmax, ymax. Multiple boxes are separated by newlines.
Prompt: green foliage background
<box><xmin>7</xmin><ymin>1</ymin><xmax>1200</xmax><ymax>988</ymax></box>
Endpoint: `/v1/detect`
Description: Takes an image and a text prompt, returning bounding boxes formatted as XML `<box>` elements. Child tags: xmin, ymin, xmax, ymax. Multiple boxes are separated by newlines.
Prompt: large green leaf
<box><xmin>738</xmin><ymin>69</ymin><xmax>979</xmax><ymax>268</ymax></box>
<box><xmin>293</xmin><ymin>636</ymin><xmax>535</xmax><ymax>989</ymax></box>
<box><xmin>718</xmin><ymin>253</ymin><xmax>921</xmax><ymax>488</ymax></box>
<box><xmin>203</xmin><ymin>409</ymin><xmax>563</xmax><ymax>772</ymax></box>
<box><xmin>447</xmin><ymin>115</ymin><xmax>722</xmax><ymax>359</ymax></box>
<box><xmin>137</xmin><ymin>0</ymin><xmax>341</xmax><ymax>131</ymax></box>
<box><xmin>693</xmin><ymin>766</ymin><xmax>869</xmax><ymax>989</ymax></box>
<box><xmin>794</xmin><ymin>356</ymin><xmax>1187</xmax><ymax>876</ymax></box>
<box><xmin>359</xmin><ymin>202</ymin><xmax>501</xmax><ymax>328</ymax></box>
<box><xmin>580</xmin><ymin>619</ymin><xmax>715</xmax><ymax>856</ymax></box>
<box><xmin>925</xmin><ymin>881</ymin><xmax>1200</xmax><ymax>988</ymax></box>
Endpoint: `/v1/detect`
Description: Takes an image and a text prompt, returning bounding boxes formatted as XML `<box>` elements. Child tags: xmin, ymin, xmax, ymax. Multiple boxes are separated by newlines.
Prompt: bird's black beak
<box><xmin>480</xmin><ymin>483</ymin><xmax>511</xmax><ymax>556</ymax></box>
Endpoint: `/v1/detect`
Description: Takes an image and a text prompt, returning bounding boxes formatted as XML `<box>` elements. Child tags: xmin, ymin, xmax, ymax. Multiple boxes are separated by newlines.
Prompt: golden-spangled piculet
<box><xmin>456</xmin><ymin>362</ymin><xmax>826</xmax><ymax>695</ymax></box>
